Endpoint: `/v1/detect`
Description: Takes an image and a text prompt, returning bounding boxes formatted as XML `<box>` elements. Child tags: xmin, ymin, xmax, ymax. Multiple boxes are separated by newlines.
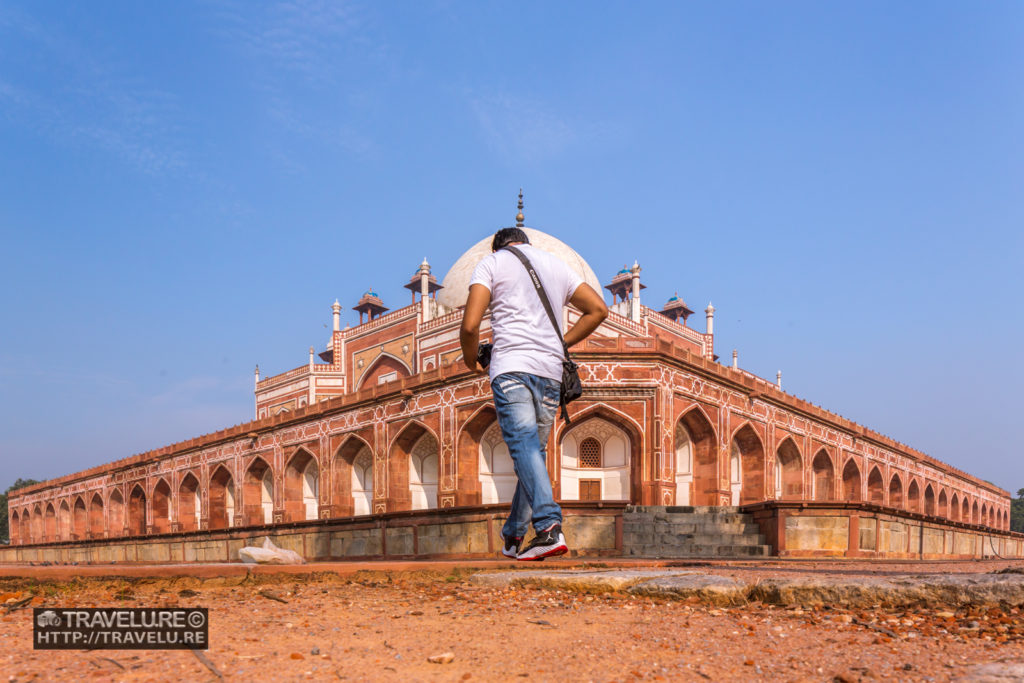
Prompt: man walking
<box><xmin>460</xmin><ymin>227</ymin><xmax>608</xmax><ymax>560</ymax></box>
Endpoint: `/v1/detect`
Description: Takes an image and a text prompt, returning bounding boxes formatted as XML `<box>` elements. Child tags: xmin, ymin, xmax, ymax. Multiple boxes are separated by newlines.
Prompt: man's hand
<box><xmin>564</xmin><ymin>283</ymin><xmax>609</xmax><ymax>348</ymax></box>
<box><xmin>460</xmin><ymin>284</ymin><xmax>491</xmax><ymax>374</ymax></box>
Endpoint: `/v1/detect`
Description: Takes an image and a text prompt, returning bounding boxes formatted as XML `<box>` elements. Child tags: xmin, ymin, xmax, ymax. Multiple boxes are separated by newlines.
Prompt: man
<box><xmin>460</xmin><ymin>228</ymin><xmax>608</xmax><ymax>560</ymax></box>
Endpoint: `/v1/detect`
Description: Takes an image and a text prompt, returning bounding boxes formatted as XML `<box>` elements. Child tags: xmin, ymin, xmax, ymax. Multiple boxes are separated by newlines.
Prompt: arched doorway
<box><xmin>387</xmin><ymin>422</ymin><xmax>438</xmax><ymax>511</ymax></box>
<box><xmin>677</xmin><ymin>408</ymin><xmax>718</xmax><ymax>506</ymax></box>
<box><xmin>937</xmin><ymin>489</ymin><xmax>948</xmax><ymax>518</ymax></box>
<box><xmin>108</xmin><ymin>491</ymin><xmax>124</xmax><ymax>537</ymax></box>
<box><xmin>128</xmin><ymin>485</ymin><xmax>147</xmax><ymax>535</ymax></box>
<box><xmin>812</xmin><ymin>450</ymin><xmax>835</xmax><ymax>501</ymax></box>
<box><xmin>950</xmin><ymin>493</ymin><xmax>960</xmax><ymax>521</ymax></box>
<box><xmin>244</xmin><ymin>457</ymin><xmax>274</xmax><ymax>525</ymax></box>
<box><xmin>561</xmin><ymin>417</ymin><xmax>631</xmax><ymax>502</ymax></box>
<box><xmin>89</xmin><ymin>493</ymin><xmax>105</xmax><ymax>537</ymax></box>
<box><xmin>10</xmin><ymin>511</ymin><xmax>20</xmax><ymax>545</ymax></box>
<box><xmin>480</xmin><ymin>421</ymin><xmax>515</xmax><ymax>504</ymax></box>
<box><xmin>284</xmin><ymin>450</ymin><xmax>320</xmax><ymax>521</ymax></box>
<box><xmin>72</xmin><ymin>497</ymin><xmax>87</xmax><ymax>539</ymax></box>
<box><xmin>972</xmin><ymin>500</ymin><xmax>979</xmax><ymax>524</ymax></box>
<box><xmin>456</xmin><ymin>406</ymin><xmax>496</xmax><ymax>507</ymax></box>
<box><xmin>907</xmin><ymin>480</ymin><xmax>921</xmax><ymax>512</ymax></box>
<box><xmin>209</xmin><ymin>466</ymin><xmax>235</xmax><ymax>530</ymax></box>
<box><xmin>888</xmin><ymin>474</ymin><xmax>903</xmax><ymax>508</ymax></box>
<box><xmin>58</xmin><ymin>501</ymin><xmax>71</xmax><ymax>541</ymax></box>
<box><xmin>960</xmin><ymin>496</ymin><xmax>969</xmax><ymax>522</ymax></box>
<box><xmin>924</xmin><ymin>484</ymin><xmax>936</xmax><ymax>516</ymax></box>
<box><xmin>44</xmin><ymin>503</ymin><xmax>57</xmax><ymax>542</ymax></box>
<box><xmin>178</xmin><ymin>473</ymin><xmax>201</xmax><ymax>531</ymax></box>
<box><xmin>775</xmin><ymin>438</ymin><xmax>802</xmax><ymax>500</ymax></box>
<box><xmin>867</xmin><ymin>467</ymin><xmax>884</xmax><ymax>505</ymax></box>
<box><xmin>730</xmin><ymin>424</ymin><xmax>765</xmax><ymax>504</ymax></box>
<box><xmin>842</xmin><ymin>460</ymin><xmax>861</xmax><ymax>501</ymax></box>
<box><xmin>30</xmin><ymin>505</ymin><xmax>43</xmax><ymax>543</ymax></box>
<box><xmin>152</xmin><ymin>479</ymin><xmax>171</xmax><ymax>533</ymax></box>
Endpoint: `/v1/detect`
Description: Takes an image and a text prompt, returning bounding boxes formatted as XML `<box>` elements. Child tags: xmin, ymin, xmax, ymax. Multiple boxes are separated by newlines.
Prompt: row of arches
<box><xmin>8</xmin><ymin>405</ymin><xmax>1009</xmax><ymax>544</ymax></box>
<box><xmin>671</xmin><ymin>406</ymin><xmax>1006</xmax><ymax>529</ymax></box>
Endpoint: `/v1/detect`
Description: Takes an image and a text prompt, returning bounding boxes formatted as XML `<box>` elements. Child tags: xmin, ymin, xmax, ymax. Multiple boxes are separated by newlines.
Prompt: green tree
<box><xmin>0</xmin><ymin>479</ymin><xmax>40</xmax><ymax>544</ymax></box>
<box><xmin>1011</xmin><ymin>488</ymin><xmax>1024</xmax><ymax>534</ymax></box>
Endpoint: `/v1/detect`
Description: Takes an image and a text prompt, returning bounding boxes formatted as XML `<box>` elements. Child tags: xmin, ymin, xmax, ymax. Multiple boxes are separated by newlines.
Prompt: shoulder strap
<box><xmin>503</xmin><ymin>245</ymin><xmax>568</xmax><ymax>358</ymax></box>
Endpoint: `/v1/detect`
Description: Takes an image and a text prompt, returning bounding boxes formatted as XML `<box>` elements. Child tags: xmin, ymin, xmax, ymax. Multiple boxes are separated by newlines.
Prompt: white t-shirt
<box><xmin>469</xmin><ymin>243</ymin><xmax>584</xmax><ymax>382</ymax></box>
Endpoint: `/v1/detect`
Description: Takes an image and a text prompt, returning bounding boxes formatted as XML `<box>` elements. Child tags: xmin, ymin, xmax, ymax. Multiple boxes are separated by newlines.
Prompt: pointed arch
<box><xmin>937</xmin><ymin>488</ymin><xmax>948</xmax><ymax>518</ymax></box>
<box><xmin>728</xmin><ymin>423</ymin><xmax>765</xmax><ymax>504</ymax></box>
<box><xmin>355</xmin><ymin>352</ymin><xmax>413</xmax><ymax>390</ymax></box>
<box><xmin>57</xmin><ymin>500</ymin><xmax>71</xmax><ymax>541</ymax></box>
<box><xmin>108</xmin><ymin>490</ymin><xmax>124</xmax><ymax>536</ymax></box>
<box><xmin>19</xmin><ymin>508</ymin><xmax>30</xmax><ymax>544</ymax></box>
<box><xmin>981</xmin><ymin>503</ymin><xmax>989</xmax><ymax>528</ymax></box>
<box><xmin>30</xmin><ymin>504</ymin><xmax>43</xmax><ymax>543</ymax></box>
<box><xmin>888</xmin><ymin>473</ymin><xmax>903</xmax><ymax>508</ymax></box>
<box><xmin>950</xmin><ymin>492</ymin><xmax>960</xmax><ymax>521</ymax></box>
<box><xmin>387</xmin><ymin>421</ymin><xmax>438</xmax><ymax>512</ymax></box>
<box><xmin>208</xmin><ymin>465</ymin><xmax>235</xmax><ymax>530</ymax></box>
<box><xmin>127</xmin><ymin>484</ymin><xmax>147</xmax><ymax>536</ymax></box>
<box><xmin>866</xmin><ymin>466</ymin><xmax>884</xmax><ymax>504</ymax></box>
<box><xmin>456</xmin><ymin>404</ymin><xmax>497</xmax><ymax>506</ymax></box>
<box><xmin>677</xmin><ymin>406</ymin><xmax>718</xmax><ymax>506</ymax></box>
<box><xmin>284</xmin><ymin>448</ymin><xmax>320</xmax><ymax>521</ymax></box>
<box><xmin>177</xmin><ymin>472</ymin><xmax>201</xmax><ymax>532</ymax></box>
<box><xmin>243</xmin><ymin>456</ymin><xmax>275</xmax><ymax>525</ymax></box>
<box><xmin>333</xmin><ymin>434</ymin><xmax>374</xmax><ymax>518</ymax></box>
<box><xmin>775</xmin><ymin>436</ymin><xmax>803</xmax><ymax>500</ymax></box>
<box><xmin>43</xmin><ymin>502</ymin><xmax>57</xmax><ymax>543</ymax></box>
<box><xmin>152</xmin><ymin>478</ymin><xmax>171</xmax><ymax>533</ymax></box>
<box><xmin>560</xmin><ymin>404</ymin><xmax>643</xmax><ymax>503</ymax></box>
<box><xmin>924</xmin><ymin>483</ymin><xmax>936</xmax><ymax>516</ymax></box>
<box><xmin>841</xmin><ymin>459</ymin><xmax>861</xmax><ymax>501</ymax></box>
<box><xmin>72</xmin><ymin>495</ymin><xmax>87</xmax><ymax>539</ymax></box>
<box><xmin>971</xmin><ymin>500</ymin><xmax>979</xmax><ymax>525</ymax></box>
<box><xmin>561</xmin><ymin>414</ymin><xmax>634</xmax><ymax>502</ymax></box>
<box><xmin>812</xmin><ymin>449</ymin><xmax>835</xmax><ymax>501</ymax></box>
<box><xmin>89</xmin><ymin>492</ymin><xmax>105</xmax><ymax>537</ymax></box>
<box><xmin>961</xmin><ymin>495</ymin><xmax>969</xmax><ymax>522</ymax></box>
<box><xmin>9</xmin><ymin>510</ymin><xmax>20</xmax><ymax>545</ymax></box>
<box><xmin>906</xmin><ymin>479</ymin><xmax>921</xmax><ymax>513</ymax></box>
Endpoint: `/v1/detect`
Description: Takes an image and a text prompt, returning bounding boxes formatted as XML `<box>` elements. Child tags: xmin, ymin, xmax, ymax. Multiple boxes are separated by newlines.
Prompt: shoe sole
<box><xmin>501</xmin><ymin>548</ymin><xmax>518</xmax><ymax>558</ymax></box>
<box><xmin>516</xmin><ymin>543</ymin><xmax>568</xmax><ymax>561</ymax></box>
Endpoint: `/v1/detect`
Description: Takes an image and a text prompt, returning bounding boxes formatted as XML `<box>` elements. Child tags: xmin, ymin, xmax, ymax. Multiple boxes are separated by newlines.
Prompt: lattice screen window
<box><xmin>579</xmin><ymin>438</ymin><xmax>602</xmax><ymax>468</ymax></box>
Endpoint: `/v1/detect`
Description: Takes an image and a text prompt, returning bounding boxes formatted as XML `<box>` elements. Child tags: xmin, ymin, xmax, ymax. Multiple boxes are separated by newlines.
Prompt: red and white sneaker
<box><xmin>516</xmin><ymin>524</ymin><xmax>568</xmax><ymax>561</ymax></box>
<box><xmin>501</xmin><ymin>534</ymin><xmax>523</xmax><ymax>559</ymax></box>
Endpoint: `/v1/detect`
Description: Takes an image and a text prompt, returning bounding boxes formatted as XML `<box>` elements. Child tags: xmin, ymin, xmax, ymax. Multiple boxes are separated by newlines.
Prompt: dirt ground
<box><xmin>3</xmin><ymin>561</ymin><xmax>1024</xmax><ymax>682</ymax></box>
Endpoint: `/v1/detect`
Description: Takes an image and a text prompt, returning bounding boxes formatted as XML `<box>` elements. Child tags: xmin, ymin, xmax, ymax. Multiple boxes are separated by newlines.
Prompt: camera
<box><xmin>476</xmin><ymin>342</ymin><xmax>493</xmax><ymax>369</ymax></box>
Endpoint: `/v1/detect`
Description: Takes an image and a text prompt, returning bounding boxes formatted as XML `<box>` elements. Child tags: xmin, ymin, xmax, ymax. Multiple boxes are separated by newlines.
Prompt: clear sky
<box><xmin>1</xmin><ymin>2</ymin><xmax>1022</xmax><ymax>494</ymax></box>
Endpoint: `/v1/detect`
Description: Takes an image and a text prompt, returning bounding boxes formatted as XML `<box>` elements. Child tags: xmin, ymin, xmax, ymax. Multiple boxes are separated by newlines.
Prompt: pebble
<box><xmin>428</xmin><ymin>652</ymin><xmax>455</xmax><ymax>664</ymax></box>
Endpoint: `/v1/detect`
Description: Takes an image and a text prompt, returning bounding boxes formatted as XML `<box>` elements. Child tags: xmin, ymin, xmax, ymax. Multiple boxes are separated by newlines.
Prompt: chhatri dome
<box><xmin>438</xmin><ymin>227</ymin><xmax>603</xmax><ymax>308</ymax></box>
<box><xmin>438</xmin><ymin>191</ymin><xmax>602</xmax><ymax>309</ymax></box>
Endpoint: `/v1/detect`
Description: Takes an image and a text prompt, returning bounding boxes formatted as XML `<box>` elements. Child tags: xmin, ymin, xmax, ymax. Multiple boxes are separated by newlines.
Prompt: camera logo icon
<box><xmin>36</xmin><ymin>610</ymin><xmax>61</xmax><ymax>627</ymax></box>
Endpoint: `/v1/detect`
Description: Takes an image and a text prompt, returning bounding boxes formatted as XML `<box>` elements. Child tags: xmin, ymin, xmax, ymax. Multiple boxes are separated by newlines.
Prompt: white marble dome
<box><xmin>438</xmin><ymin>227</ymin><xmax>603</xmax><ymax>309</ymax></box>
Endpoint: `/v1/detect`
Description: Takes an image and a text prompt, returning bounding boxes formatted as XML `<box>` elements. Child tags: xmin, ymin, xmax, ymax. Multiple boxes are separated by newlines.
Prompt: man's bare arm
<box><xmin>563</xmin><ymin>283</ymin><xmax>609</xmax><ymax>348</ymax></box>
<box><xmin>460</xmin><ymin>284</ymin><xmax>492</xmax><ymax>373</ymax></box>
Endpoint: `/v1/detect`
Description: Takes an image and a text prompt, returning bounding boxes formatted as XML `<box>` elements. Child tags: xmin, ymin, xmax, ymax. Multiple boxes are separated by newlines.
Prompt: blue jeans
<box><xmin>490</xmin><ymin>372</ymin><xmax>562</xmax><ymax>539</ymax></box>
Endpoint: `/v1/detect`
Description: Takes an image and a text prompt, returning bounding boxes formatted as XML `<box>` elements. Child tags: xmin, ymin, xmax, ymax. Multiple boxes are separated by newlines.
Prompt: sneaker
<box><xmin>516</xmin><ymin>524</ymin><xmax>568</xmax><ymax>561</ymax></box>
<box><xmin>501</xmin><ymin>534</ymin><xmax>523</xmax><ymax>559</ymax></box>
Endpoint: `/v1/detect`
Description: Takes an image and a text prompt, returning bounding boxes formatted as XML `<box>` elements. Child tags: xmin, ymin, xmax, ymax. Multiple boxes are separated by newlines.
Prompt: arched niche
<box><xmin>888</xmin><ymin>474</ymin><xmax>903</xmax><ymax>508</ymax></box>
<box><xmin>243</xmin><ymin>457</ymin><xmax>274</xmax><ymax>525</ymax></box>
<box><xmin>842</xmin><ymin>459</ymin><xmax>861</xmax><ymax>502</ymax></box>
<box><xmin>209</xmin><ymin>466</ymin><xmax>235</xmax><ymax>530</ymax></box>
<box><xmin>774</xmin><ymin>437</ymin><xmax>803</xmax><ymax>501</ymax></box>
<box><xmin>351</xmin><ymin>446</ymin><xmax>374</xmax><ymax>516</ymax></box>
<box><xmin>731</xmin><ymin>424</ymin><xmax>766</xmax><ymax>504</ymax></box>
<box><xmin>387</xmin><ymin>422</ymin><xmax>437</xmax><ymax>512</ymax></box>
<box><xmin>924</xmin><ymin>484</ymin><xmax>936</xmax><ymax>516</ymax></box>
<box><xmin>951</xmin><ymin>492</ymin><xmax>960</xmax><ymax>521</ymax></box>
<box><xmin>10</xmin><ymin>510</ymin><xmax>20</xmax><ymax>545</ymax></box>
<box><xmin>152</xmin><ymin>479</ymin><xmax>171</xmax><ymax>533</ymax></box>
<box><xmin>677</xmin><ymin>408</ymin><xmax>718</xmax><ymax>506</ymax></box>
<box><xmin>937</xmin><ymin>489</ymin><xmax>948</xmax><ymax>518</ymax></box>
<box><xmin>479</xmin><ymin>421</ymin><xmax>515</xmax><ymax>504</ymax></box>
<box><xmin>57</xmin><ymin>501</ymin><xmax>71</xmax><ymax>541</ymax></box>
<box><xmin>89</xmin><ymin>493</ymin><xmax>105</xmax><ymax>537</ymax></box>
<box><xmin>128</xmin><ymin>484</ymin><xmax>147</xmax><ymax>536</ymax></box>
<box><xmin>456</xmin><ymin>406</ymin><xmax>497</xmax><ymax>507</ymax></box>
<box><xmin>409</xmin><ymin>432</ymin><xmax>439</xmax><ymax>510</ymax></box>
<box><xmin>72</xmin><ymin>496</ymin><xmax>87</xmax><ymax>539</ymax></box>
<box><xmin>811</xmin><ymin>450</ymin><xmax>835</xmax><ymax>501</ymax></box>
<box><xmin>108</xmin><ymin>490</ymin><xmax>125</xmax><ymax>537</ymax></box>
<box><xmin>867</xmin><ymin>467</ymin><xmax>884</xmax><ymax>505</ymax></box>
<box><xmin>907</xmin><ymin>479</ymin><xmax>921</xmax><ymax>512</ymax></box>
<box><xmin>284</xmin><ymin>449</ymin><xmax>319</xmax><ymax>522</ymax></box>
<box><xmin>178</xmin><ymin>473</ymin><xmax>201</xmax><ymax>532</ymax></box>
<box><xmin>44</xmin><ymin>503</ymin><xmax>57</xmax><ymax>542</ymax></box>
<box><xmin>561</xmin><ymin>417</ymin><xmax>631</xmax><ymax>502</ymax></box>
<box><xmin>333</xmin><ymin>436</ymin><xmax>373</xmax><ymax>518</ymax></box>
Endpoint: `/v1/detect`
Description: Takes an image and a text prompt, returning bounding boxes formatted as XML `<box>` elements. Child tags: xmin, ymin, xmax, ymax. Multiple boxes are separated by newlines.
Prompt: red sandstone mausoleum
<box><xmin>5</xmin><ymin>201</ymin><xmax>1020</xmax><ymax>563</ymax></box>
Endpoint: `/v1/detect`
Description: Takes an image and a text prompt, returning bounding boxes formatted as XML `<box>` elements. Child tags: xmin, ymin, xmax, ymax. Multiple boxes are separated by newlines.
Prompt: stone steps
<box><xmin>622</xmin><ymin>505</ymin><xmax>772</xmax><ymax>558</ymax></box>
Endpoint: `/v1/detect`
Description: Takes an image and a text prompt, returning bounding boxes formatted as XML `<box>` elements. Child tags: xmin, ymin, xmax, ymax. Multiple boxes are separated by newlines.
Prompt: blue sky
<box><xmin>1</xmin><ymin>2</ymin><xmax>1022</xmax><ymax>493</ymax></box>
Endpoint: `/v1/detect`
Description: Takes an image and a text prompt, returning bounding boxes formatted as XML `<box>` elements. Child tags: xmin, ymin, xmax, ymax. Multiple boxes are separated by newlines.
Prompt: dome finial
<box><xmin>515</xmin><ymin>188</ymin><xmax>525</xmax><ymax>227</ymax></box>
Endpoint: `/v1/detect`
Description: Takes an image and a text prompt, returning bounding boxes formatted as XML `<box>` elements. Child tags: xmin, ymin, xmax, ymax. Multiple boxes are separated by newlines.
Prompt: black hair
<box><xmin>491</xmin><ymin>227</ymin><xmax>530</xmax><ymax>251</ymax></box>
